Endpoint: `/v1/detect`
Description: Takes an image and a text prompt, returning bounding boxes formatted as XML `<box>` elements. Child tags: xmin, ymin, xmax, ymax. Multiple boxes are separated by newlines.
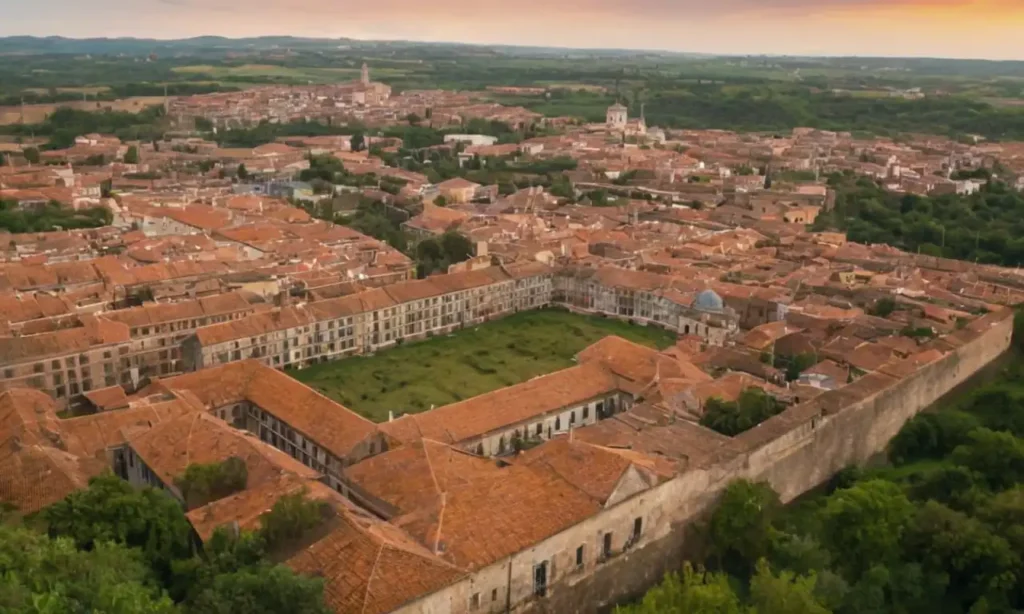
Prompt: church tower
<box><xmin>361</xmin><ymin>63</ymin><xmax>370</xmax><ymax>86</ymax></box>
<box><xmin>606</xmin><ymin>102</ymin><xmax>628</xmax><ymax>129</ymax></box>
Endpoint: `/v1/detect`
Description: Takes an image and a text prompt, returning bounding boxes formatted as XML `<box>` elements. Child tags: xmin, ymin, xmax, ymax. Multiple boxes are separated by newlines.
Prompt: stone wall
<box><xmin>509</xmin><ymin>308</ymin><xmax>1014</xmax><ymax>614</ymax></box>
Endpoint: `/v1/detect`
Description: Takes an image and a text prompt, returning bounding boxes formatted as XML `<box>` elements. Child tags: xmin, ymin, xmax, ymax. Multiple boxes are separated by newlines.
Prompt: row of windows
<box><xmin>469</xmin><ymin>517</ymin><xmax>644</xmax><ymax>610</ymax></box>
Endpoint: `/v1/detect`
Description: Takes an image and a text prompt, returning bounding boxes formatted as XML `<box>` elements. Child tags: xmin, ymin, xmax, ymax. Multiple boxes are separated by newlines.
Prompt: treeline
<box><xmin>815</xmin><ymin>171</ymin><xmax>1024</xmax><ymax>266</ymax></box>
<box><xmin>0</xmin><ymin>200</ymin><xmax>112</xmax><ymax>234</ymax></box>
<box><xmin>507</xmin><ymin>85</ymin><xmax>1024</xmax><ymax>140</ymax></box>
<box><xmin>0</xmin><ymin>82</ymin><xmax>238</xmax><ymax>107</ymax></box>
<box><xmin>1</xmin><ymin>106</ymin><xmax>168</xmax><ymax>149</ymax></box>
<box><xmin>618</xmin><ymin>320</ymin><xmax>1024</xmax><ymax>614</ymax></box>
<box><xmin>215</xmin><ymin>120</ymin><xmax>360</xmax><ymax>148</ymax></box>
<box><xmin>1</xmin><ymin>473</ymin><xmax>332</xmax><ymax>613</ymax></box>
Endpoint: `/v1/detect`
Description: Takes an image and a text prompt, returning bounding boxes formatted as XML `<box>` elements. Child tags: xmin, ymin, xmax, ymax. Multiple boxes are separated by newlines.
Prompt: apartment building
<box><xmin>101</xmin><ymin>291</ymin><xmax>265</xmax><ymax>381</ymax></box>
<box><xmin>0</xmin><ymin>315</ymin><xmax>131</xmax><ymax>410</ymax></box>
<box><xmin>183</xmin><ymin>263</ymin><xmax>553</xmax><ymax>371</ymax></box>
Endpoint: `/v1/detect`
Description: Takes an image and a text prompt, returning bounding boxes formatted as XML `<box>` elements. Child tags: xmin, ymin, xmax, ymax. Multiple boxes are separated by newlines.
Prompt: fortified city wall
<box><xmin>460</xmin><ymin>308</ymin><xmax>1015</xmax><ymax>614</ymax></box>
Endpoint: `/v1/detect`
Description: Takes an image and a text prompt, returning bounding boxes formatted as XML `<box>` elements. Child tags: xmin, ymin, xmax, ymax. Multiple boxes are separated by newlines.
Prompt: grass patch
<box><xmin>289</xmin><ymin>308</ymin><xmax>676</xmax><ymax>422</ymax></box>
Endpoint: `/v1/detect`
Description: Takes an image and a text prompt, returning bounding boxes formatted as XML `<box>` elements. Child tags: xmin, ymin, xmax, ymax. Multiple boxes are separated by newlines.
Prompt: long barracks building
<box><xmin>182</xmin><ymin>263</ymin><xmax>742</xmax><ymax>372</ymax></box>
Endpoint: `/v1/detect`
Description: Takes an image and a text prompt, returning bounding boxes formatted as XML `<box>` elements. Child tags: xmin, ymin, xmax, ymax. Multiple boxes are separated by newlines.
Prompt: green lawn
<box><xmin>289</xmin><ymin>309</ymin><xmax>677</xmax><ymax>422</ymax></box>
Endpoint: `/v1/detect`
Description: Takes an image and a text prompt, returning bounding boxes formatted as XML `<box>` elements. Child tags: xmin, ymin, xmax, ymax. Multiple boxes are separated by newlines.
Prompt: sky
<box><xmin>3</xmin><ymin>0</ymin><xmax>1024</xmax><ymax>60</ymax></box>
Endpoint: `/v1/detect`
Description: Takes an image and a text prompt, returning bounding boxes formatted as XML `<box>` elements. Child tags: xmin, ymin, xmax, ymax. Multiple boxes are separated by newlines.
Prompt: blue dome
<box><xmin>692</xmin><ymin>289</ymin><xmax>724</xmax><ymax>312</ymax></box>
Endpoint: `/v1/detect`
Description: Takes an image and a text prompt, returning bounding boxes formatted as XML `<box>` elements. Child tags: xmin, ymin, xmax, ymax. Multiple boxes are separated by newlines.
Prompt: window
<box><xmin>51</xmin><ymin>360</ymin><xmax>60</xmax><ymax>370</ymax></box>
<box><xmin>33</xmin><ymin>363</ymin><xmax>44</xmax><ymax>374</ymax></box>
<box><xmin>3</xmin><ymin>368</ymin><xmax>12</xmax><ymax>379</ymax></box>
<box><xmin>576</xmin><ymin>545</ymin><xmax>584</xmax><ymax>568</ymax></box>
<box><xmin>583</xmin><ymin>406</ymin><xmax>590</xmax><ymax>420</ymax></box>
<box><xmin>470</xmin><ymin>593</ymin><xmax>480</xmax><ymax>610</ymax></box>
<box><xmin>533</xmin><ymin>561</ymin><xmax>548</xmax><ymax>598</ymax></box>
<box><xmin>603</xmin><ymin>532</ymin><xmax>613</xmax><ymax>558</ymax></box>
<box><xmin>633</xmin><ymin>517</ymin><xmax>643</xmax><ymax>540</ymax></box>
<box><xmin>536</xmin><ymin>423</ymin><xmax>542</xmax><ymax>436</ymax></box>
<box><xmin>570</xmin><ymin>411</ymin><xmax>576</xmax><ymax>425</ymax></box>
<box><xmin>555</xmin><ymin>416</ymin><xmax>561</xmax><ymax>430</ymax></box>
<box><xmin>491</xmin><ymin>589</ymin><xmax>498</xmax><ymax>602</ymax></box>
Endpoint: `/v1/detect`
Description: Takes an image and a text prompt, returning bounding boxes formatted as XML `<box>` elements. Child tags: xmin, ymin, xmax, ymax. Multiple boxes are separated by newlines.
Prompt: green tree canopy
<box><xmin>701</xmin><ymin>388</ymin><xmax>786</xmax><ymax>437</ymax></box>
<box><xmin>42</xmin><ymin>473</ymin><xmax>195</xmax><ymax>586</ymax></box>
<box><xmin>0</xmin><ymin>523</ymin><xmax>176</xmax><ymax>614</ymax></box>
<box><xmin>709</xmin><ymin>480</ymin><xmax>781</xmax><ymax>575</ymax></box>
<box><xmin>614</xmin><ymin>563</ymin><xmax>743</xmax><ymax>614</ymax></box>
<box><xmin>819</xmin><ymin>480</ymin><xmax>914</xmax><ymax>579</ymax></box>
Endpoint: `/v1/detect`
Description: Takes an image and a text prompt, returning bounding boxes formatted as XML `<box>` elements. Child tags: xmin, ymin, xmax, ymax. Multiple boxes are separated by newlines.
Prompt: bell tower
<box><xmin>361</xmin><ymin>63</ymin><xmax>370</xmax><ymax>86</ymax></box>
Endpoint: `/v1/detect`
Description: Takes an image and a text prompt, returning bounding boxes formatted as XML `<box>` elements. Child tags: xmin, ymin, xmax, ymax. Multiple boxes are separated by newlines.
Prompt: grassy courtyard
<box><xmin>289</xmin><ymin>309</ymin><xmax>677</xmax><ymax>422</ymax></box>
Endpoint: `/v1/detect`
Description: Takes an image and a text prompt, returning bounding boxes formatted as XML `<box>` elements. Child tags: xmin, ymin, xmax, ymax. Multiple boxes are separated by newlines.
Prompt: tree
<box><xmin>124</xmin><ymin>145</ymin><xmax>139</xmax><ymax>164</ymax></box>
<box><xmin>951</xmin><ymin>428</ymin><xmax>1024</xmax><ymax>490</ymax></box>
<box><xmin>434</xmin><ymin>194</ymin><xmax>448</xmax><ymax>206</ymax></box>
<box><xmin>748</xmin><ymin>559</ymin><xmax>832</xmax><ymax>614</ymax></box>
<box><xmin>237</xmin><ymin>163</ymin><xmax>249</xmax><ymax>180</ymax></box>
<box><xmin>819</xmin><ymin>480</ymin><xmax>914</xmax><ymax>578</ymax></box>
<box><xmin>174</xmin><ymin>457</ymin><xmax>249</xmax><ymax>510</ymax></box>
<box><xmin>869</xmin><ymin>297</ymin><xmax>897</xmax><ymax>317</ymax></box>
<box><xmin>701</xmin><ymin>388</ymin><xmax>785</xmax><ymax>437</ymax></box>
<box><xmin>614</xmin><ymin>563</ymin><xmax>743</xmax><ymax>614</ymax></box>
<box><xmin>350</xmin><ymin>132</ymin><xmax>365</xmax><ymax>152</ymax></box>
<box><xmin>42</xmin><ymin>473</ymin><xmax>194</xmax><ymax>587</ymax></box>
<box><xmin>187</xmin><ymin>562</ymin><xmax>332</xmax><ymax>614</ymax></box>
<box><xmin>888</xmin><ymin>410</ymin><xmax>981</xmax><ymax>465</ymax></box>
<box><xmin>0</xmin><ymin>524</ymin><xmax>176</xmax><ymax>614</ymax></box>
<box><xmin>22</xmin><ymin>147</ymin><xmax>40</xmax><ymax>164</ymax></box>
<box><xmin>708</xmin><ymin>480</ymin><xmax>781</xmax><ymax>574</ymax></box>
<box><xmin>440</xmin><ymin>231</ymin><xmax>474</xmax><ymax>262</ymax></box>
<box><xmin>903</xmin><ymin>501</ymin><xmax>1018</xmax><ymax>608</ymax></box>
<box><xmin>258</xmin><ymin>488</ymin><xmax>331</xmax><ymax>553</ymax></box>
<box><xmin>782</xmin><ymin>353</ymin><xmax>818</xmax><ymax>382</ymax></box>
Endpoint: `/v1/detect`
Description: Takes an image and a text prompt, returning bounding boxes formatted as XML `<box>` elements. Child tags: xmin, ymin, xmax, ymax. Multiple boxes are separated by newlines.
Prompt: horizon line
<box><xmin>1</xmin><ymin>33</ymin><xmax>1022</xmax><ymax>63</ymax></box>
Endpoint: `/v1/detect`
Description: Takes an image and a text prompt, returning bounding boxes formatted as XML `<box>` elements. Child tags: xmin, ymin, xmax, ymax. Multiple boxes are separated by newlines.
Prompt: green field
<box><xmin>288</xmin><ymin>309</ymin><xmax>677</xmax><ymax>422</ymax></box>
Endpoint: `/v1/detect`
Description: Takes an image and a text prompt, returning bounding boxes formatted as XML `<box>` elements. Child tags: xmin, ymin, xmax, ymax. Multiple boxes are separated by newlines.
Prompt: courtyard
<box><xmin>289</xmin><ymin>308</ymin><xmax>677</xmax><ymax>422</ymax></box>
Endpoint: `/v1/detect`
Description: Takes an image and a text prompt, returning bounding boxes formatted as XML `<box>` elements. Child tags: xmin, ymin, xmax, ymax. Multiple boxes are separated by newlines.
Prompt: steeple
<box><xmin>361</xmin><ymin>62</ymin><xmax>370</xmax><ymax>86</ymax></box>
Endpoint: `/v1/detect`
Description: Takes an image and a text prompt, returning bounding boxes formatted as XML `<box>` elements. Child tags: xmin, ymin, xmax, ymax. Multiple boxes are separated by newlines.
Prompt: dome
<box><xmin>692</xmin><ymin>289</ymin><xmax>724</xmax><ymax>312</ymax></box>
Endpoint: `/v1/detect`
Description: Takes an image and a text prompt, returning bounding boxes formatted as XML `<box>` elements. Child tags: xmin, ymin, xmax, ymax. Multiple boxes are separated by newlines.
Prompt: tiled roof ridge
<box><xmin>181</xmin><ymin>412</ymin><xmax>205</xmax><ymax>469</ymax></box>
<box><xmin>359</xmin><ymin>543</ymin><xmax>387</xmax><ymax>614</ymax></box>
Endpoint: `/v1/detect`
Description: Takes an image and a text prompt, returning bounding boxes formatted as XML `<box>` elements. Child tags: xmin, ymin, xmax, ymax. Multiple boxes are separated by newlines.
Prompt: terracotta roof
<box><xmin>287</xmin><ymin>503</ymin><xmax>465</xmax><ymax>614</ymax></box>
<box><xmin>385</xmin><ymin>362</ymin><xmax>618</xmax><ymax>444</ymax></box>
<box><xmin>346</xmin><ymin>439</ymin><xmax>502</xmax><ymax>515</ymax></box>
<box><xmin>436</xmin><ymin>177</ymin><xmax>481</xmax><ymax>191</ymax></box>
<box><xmin>159</xmin><ymin>361</ymin><xmax>378</xmax><ymax>459</ymax></box>
<box><xmin>573</xmin><ymin>404</ymin><xmax>738</xmax><ymax>468</ymax></box>
<box><xmin>82</xmin><ymin>386</ymin><xmax>129</xmax><ymax>411</ymax></box>
<box><xmin>392</xmin><ymin>462</ymin><xmax>600</xmax><ymax>569</ymax></box>
<box><xmin>128</xmin><ymin>412</ymin><xmax>320</xmax><ymax>498</ymax></box>
<box><xmin>518</xmin><ymin>438</ymin><xmax>667</xmax><ymax>503</ymax></box>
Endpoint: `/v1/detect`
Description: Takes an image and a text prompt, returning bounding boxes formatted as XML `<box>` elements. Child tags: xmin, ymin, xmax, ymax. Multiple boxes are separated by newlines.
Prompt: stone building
<box><xmin>606</xmin><ymin>103</ymin><xmax>628</xmax><ymax>129</ymax></box>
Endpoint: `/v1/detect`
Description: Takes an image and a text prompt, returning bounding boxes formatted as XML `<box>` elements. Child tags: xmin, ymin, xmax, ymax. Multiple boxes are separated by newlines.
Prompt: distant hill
<box><xmin>0</xmin><ymin>36</ymin><xmax>352</xmax><ymax>55</ymax></box>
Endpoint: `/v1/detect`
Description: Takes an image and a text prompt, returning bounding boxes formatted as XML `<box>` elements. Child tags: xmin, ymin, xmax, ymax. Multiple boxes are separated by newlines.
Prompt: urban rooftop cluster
<box><xmin>2</xmin><ymin>66</ymin><xmax>1024</xmax><ymax>614</ymax></box>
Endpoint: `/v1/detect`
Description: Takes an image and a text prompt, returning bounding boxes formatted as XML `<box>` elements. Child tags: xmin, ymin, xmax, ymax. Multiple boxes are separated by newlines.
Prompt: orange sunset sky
<box><xmin>3</xmin><ymin>0</ymin><xmax>1023</xmax><ymax>59</ymax></box>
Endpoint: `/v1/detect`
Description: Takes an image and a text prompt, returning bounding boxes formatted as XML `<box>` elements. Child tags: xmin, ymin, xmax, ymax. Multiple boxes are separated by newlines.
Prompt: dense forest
<box><xmin>618</xmin><ymin>315</ymin><xmax>1024</xmax><ymax>614</ymax></box>
<box><xmin>815</xmin><ymin>172</ymin><xmax>1024</xmax><ymax>267</ymax></box>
